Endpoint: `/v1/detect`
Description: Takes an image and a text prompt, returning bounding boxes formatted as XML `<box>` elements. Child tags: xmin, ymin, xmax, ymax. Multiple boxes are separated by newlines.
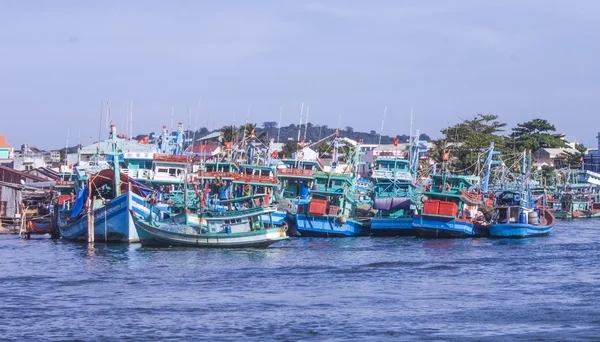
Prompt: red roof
<box><xmin>186</xmin><ymin>144</ymin><xmax>219</xmax><ymax>153</ymax></box>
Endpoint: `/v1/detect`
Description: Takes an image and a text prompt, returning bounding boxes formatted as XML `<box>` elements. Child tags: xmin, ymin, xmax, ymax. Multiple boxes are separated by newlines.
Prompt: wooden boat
<box><xmin>413</xmin><ymin>173</ymin><xmax>483</xmax><ymax>238</ymax></box>
<box><xmin>370</xmin><ymin>157</ymin><xmax>417</xmax><ymax>236</ymax></box>
<box><xmin>414</xmin><ymin>142</ymin><xmax>499</xmax><ymax>238</ymax></box>
<box><xmin>488</xmin><ymin>208</ymin><xmax>554</xmax><ymax>238</ymax></box>
<box><xmin>487</xmin><ymin>153</ymin><xmax>555</xmax><ymax>238</ymax></box>
<box><xmin>130</xmin><ymin>205</ymin><xmax>289</xmax><ymax>248</ymax></box>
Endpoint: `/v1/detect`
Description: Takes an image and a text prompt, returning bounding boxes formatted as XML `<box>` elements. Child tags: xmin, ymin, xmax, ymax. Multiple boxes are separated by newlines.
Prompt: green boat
<box><xmin>131</xmin><ymin>196</ymin><xmax>289</xmax><ymax>248</ymax></box>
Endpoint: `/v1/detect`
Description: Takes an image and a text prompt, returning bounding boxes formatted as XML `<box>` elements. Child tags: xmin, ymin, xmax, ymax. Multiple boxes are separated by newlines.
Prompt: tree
<box><xmin>220</xmin><ymin>126</ymin><xmax>236</xmax><ymax>143</ymax></box>
<box><xmin>262</xmin><ymin>121</ymin><xmax>278</xmax><ymax>129</ymax></box>
<box><xmin>509</xmin><ymin>119</ymin><xmax>567</xmax><ymax>152</ymax></box>
<box><xmin>369</xmin><ymin>130</ymin><xmax>377</xmax><ymax>136</ymax></box>
<box><xmin>556</xmin><ymin>143</ymin><xmax>586</xmax><ymax>169</ymax></box>
<box><xmin>280</xmin><ymin>140</ymin><xmax>298</xmax><ymax>158</ymax></box>
<box><xmin>436</xmin><ymin>113</ymin><xmax>507</xmax><ymax>172</ymax></box>
<box><xmin>345</xmin><ymin>126</ymin><xmax>354</xmax><ymax>134</ymax></box>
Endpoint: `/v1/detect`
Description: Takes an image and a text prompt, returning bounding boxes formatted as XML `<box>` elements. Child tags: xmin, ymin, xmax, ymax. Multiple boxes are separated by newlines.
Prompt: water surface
<box><xmin>1</xmin><ymin>220</ymin><xmax>599</xmax><ymax>341</ymax></box>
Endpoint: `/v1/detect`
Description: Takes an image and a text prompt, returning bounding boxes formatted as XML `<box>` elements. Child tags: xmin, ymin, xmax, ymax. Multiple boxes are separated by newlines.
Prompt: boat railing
<box><xmin>371</xmin><ymin>170</ymin><xmax>411</xmax><ymax>180</ymax></box>
<box><xmin>197</xmin><ymin>171</ymin><xmax>240</xmax><ymax>180</ymax></box>
<box><xmin>205</xmin><ymin>206</ymin><xmax>271</xmax><ymax>218</ymax></box>
<box><xmin>122</xmin><ymin>168</ymin><xmax>154</xmax><ymax>180</ymax></box>
<box><xmin>277</xmin><ymin>169</ymin><xmax>314</xmax><ymax>177</ymax></box>
<box><xmin>153</xmin><ymin>154</ymin><xmax>191</xmax><ymax>163</ymax></box>
<box><xmin>236</xmin><ymin>174</ymin><xmax>278</xmax><ymax>185</ymax></box>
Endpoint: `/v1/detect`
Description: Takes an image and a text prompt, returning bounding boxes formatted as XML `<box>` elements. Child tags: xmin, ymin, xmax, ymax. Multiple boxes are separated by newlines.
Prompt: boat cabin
<box><xmin>371</xmin><ymin>158</ymin><xmax>411</xmax><ymax>181</ymax></box>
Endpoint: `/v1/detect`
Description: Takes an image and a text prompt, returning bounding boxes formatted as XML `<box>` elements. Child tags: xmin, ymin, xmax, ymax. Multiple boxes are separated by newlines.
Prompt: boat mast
<box><xmin>410</xmin><ymin>129</ymin><xmax>421</xmax><ymax>182</ymax></box>
<box><xmin>377</xmin><ymin>106</ymin><xmax>387</xmax><ymax>146</ymax></box>
<box><xmin>110</xmin><ymin>124</ymin><xmax>121</xmax><ymax>197</ymax></box>
<box><xmin>481</xmin><ymin>141</ymin><xmax>501</xmax><ymax>199</ymax></box>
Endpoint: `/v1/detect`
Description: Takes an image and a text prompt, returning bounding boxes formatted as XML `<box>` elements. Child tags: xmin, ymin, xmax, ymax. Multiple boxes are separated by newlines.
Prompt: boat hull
<box><xmin>489</xmin><ymin>223</ymin><xmax>552</xmax><ymax>238</ymax></box>
<box><xmin>133</xmin><ymin>218</ymin><xmax>288</xmax><ymax>248</ymax></box>
<box><xmin>58</xmin><ymin>192</ymin><xmax>151</xmax><ymax>243</ymax></box>
<box><xmin>370</xmin><ymin>217</ymin><xmax>416</xmax><ymax>236</ymax></box>
<box><xmin>413</xmin><ymin>215</ymin><xmax>475</xmax><ymax>238</ymax></box>
<box><xmin>295</xmin><ymin>214</ymin><xmax>369</xmax><ymax>237</ymax></box>
<box><xmin>259</xmin><ymin>210</ymin><xmax>287</xmax><ymax>227</ymax></box>
<box><xmin>553</xmin><ymin>210</ymin><xmax>600</xmax><ymax>220</ymax></box>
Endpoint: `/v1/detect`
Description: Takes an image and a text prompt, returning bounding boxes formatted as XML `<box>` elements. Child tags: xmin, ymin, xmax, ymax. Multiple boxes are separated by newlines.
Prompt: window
<box><xmin>157</xmin><ymin>168</ymin><xmax>168</xmax><ymax>173</ymax></box>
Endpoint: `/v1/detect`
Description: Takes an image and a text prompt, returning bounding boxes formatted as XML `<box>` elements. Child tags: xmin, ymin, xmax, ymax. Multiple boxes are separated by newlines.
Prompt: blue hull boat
<box><xmin>489</xmin><ymin>223</ymin><xmax>552</xmax><ymax>238</ymax></box>
<box><xmin>370</xmin><ymin>217</ymin><xmax>415</xmax><ymax>236</ymax></box>
<box><xmin>295</xmin><ymin>214</ymin><xmax>369</xmax><ymax>237</ymax></box>
<box><xmin>259</xmin><ymin>210</ymin><xmax>287</xmax><ymax>227</ymax></box>
<box><xmin>58</xmin><ymin>191</ymin><xmax>151</xmax><ymax>243</ymax></box>
<box><xmin>412</xmin><ymin>215</ymin><xmax>475</xmax><ymax>238</ymax></box>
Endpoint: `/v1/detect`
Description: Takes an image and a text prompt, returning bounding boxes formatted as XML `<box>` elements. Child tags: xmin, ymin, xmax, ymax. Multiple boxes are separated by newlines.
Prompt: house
<box><xmin>195</xmin><ymin>131</ymin><xmax>222</xmax><ymax>144</ymax></box>
<box><xmin>185</xmin><ymin>143</ymin><xmax>222</xmax><ymax>158</ymax></box>
<box><xmin>0</xmin><ymin>165</ymin><xmax>49</xmax><ymax>185</ymax></box>
<box><xmin>534</xmin><ymin>147</ymin><xmax>580</xmax><ymax>168</ymax></box>
<box><xmin>0</xmin><ymin>135</ymin><xmax>14</xmax><ymax>165</ymax></box>
<box><xmin>24</xmin><ymin>167</ymin><xmax>60</xmax><ymax>181</ymax></box>
<box><xmin>77</xmin><ymin>138</ymin><xmax>155</xmax><ymax>170</ymax></box>
<box><xmin>373</xmin><ymin>144</ymin><xmax>406</xmax><ymax>159</ymax></box>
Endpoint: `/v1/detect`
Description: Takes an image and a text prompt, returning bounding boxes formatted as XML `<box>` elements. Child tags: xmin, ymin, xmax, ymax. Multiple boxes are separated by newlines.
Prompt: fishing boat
<box><xmin>551</xmin><ymin>169</ymin><xmax>600</xmax><ymax>219</ymax></box>
<box><xmin>294</xmin><ymin>139</ymin><xmax>370</xmax><ymax>237</ymax></box>
<box><xmin>487</xmin><ymin>152</ymin><xmax>555</xmax><ymax>238</ymax></box>
<box><xmin>57</xmin><ymin>125</ymin><xmax>154</xmax><ymax>243</ymax></box>
<box><xmin>487</xmin><ymin>191</ymin><xmax>555</xmax><ymax>238</ymax></box>
<box><xmin>130</xmin><ymin>196</ymin><xmax>288</xmax><ymax>248</ymax></box>
<box><xmin>413</xmin><ymin>142</ymin><xmax>498</xmax><ymax>238</ymax></box>
<box><xmin>370</xmin><ymin>131</ymin><xmax>425</xmax><ymax>236</ymax></box>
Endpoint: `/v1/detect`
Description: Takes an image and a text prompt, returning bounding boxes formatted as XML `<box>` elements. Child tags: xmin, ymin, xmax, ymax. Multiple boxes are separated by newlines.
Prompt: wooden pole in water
<box><xmin>87</xmin><ymin>179</ymin><xmax>94</xmax><ymax>244</ymax></box>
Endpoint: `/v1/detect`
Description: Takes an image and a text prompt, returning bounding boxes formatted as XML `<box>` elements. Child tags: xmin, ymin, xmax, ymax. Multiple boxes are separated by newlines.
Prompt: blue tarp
<box><xmin>71</xmin><ymin>186</ymin><xmax>89</xmax><ymax>218</ymax></box>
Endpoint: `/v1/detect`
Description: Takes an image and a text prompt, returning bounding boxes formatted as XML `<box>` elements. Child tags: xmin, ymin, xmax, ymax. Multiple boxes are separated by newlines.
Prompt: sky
<box><xmin>1</xmin><ymin>0</ymin><xmax>599</xmax><ymax>149</ymax></box>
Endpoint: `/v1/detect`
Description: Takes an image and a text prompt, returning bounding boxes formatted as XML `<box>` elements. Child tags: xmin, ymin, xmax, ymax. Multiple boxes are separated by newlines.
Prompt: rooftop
<box><xmin>79</xmin><ymin>138</ymin><xmax>155</xmax><ymax>155</ymax></box>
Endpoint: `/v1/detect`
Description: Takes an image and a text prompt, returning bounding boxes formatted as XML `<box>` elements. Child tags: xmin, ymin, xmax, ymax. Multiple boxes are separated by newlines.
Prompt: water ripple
<box><xmin>1</xmin><ymin>220</ymin><xmax>600</xmax><ymax>340</ymax></box>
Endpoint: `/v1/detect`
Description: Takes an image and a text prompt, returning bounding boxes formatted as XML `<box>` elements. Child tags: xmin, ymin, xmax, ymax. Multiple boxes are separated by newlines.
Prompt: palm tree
<box><xmin>220</xmin><ymin>126</ymin><xmax>236</xmax><ymax>143</ymax></box>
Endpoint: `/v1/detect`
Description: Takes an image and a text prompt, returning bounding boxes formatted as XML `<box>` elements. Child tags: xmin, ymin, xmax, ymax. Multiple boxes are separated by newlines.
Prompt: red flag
<box><xmin>250</xmin><ymin>128</ymin><xmax>256</xmax><ymax>137</ymax></box>
<box><xmin>393</xmin><ymin>137</ymin><xmax>399</xmax><ymax>146</ymax></box>
<box><xmin>271</xmin><ymin>150</ymin><xmax>278</xmax><ymax>158</ymax></box>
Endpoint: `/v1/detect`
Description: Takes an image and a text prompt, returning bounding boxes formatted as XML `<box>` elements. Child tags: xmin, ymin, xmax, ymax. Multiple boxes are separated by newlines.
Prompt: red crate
<box><xmin>438</xmin><ymin>201</ymin><xmax>458</xmax><ymax>217</ymax></box>
<box><xmin>423</xmin><ymin>200</ymin><xmax>440</xmax><ymax>215</ymax></box>
<box><xmin>309</xmin><ymin>199</ymin><xmax>328</xmax><ymax>216</ymax></box>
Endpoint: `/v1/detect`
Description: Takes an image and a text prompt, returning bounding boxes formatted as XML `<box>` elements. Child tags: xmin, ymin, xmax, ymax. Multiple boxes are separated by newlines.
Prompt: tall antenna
<box><xmin>64</xmin><ymin>128</ymin><xmax>70</xmax><ymax>166</ymax></box>
<box><xmin>97</xmin><ymin>100</ymin><xmax>103</xmax><ymax>142</ymax></box>
<box><xmin>130</xmin><ymin>100</ymin><xmax>133</xmax><ymax>140</ymax></box>
<box><xmin>277</xmin><ymin>105</ymin><xmax>283</xmax><ymax>143</ymax></box>
<box><xmin>409</xmin><ymin>108</ymin><xmax>414</xmax><ymax>162</ymax></box>
<box><xmin>297</xmin><ymin>103</ymin><xmax>304</xmax><ymax>144</ymax></box>
<box><xmin>192</xmin><ymin>98</ymin><xmax>201</xmax><ymax>147</ymax></box>
<box><xmin>170</xmin><ymin>106</ymin><xmax>175</xmax><ymax>131</ymax></box>
<box><xmin>303</xmin><ymin>105</ymin><xmax>310</xmax><ymax>142</ymax></box>
<box><xmin>378</xmin><ymin>105</ymin><xmax>387</xmax><ymax>146</ymax></box>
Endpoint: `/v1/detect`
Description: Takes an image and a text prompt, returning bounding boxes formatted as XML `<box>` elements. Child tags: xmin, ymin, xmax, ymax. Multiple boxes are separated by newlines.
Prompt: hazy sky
<box><xmin>1</xmin><ymin>1</ymin><xmax>599</xmax><ymax>148</ymax></box>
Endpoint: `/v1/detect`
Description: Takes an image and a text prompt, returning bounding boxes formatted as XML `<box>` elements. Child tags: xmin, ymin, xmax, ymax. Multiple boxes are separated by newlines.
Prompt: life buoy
<box><xmin>297</xmin><ymin>151</ymin><xmax>304</xmax><ymax>158</ymax></box>
<box><xmin>444</xmin><ymin>183</ymin><xmax>451</xmax><ymax>193</ymax></box>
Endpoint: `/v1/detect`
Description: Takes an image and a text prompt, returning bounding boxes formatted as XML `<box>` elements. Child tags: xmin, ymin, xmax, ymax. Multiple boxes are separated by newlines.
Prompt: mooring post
<box><xmin>87</xmin><ymin>178</ymin><xmax>94</xmax><ymax>244</ymax></box>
